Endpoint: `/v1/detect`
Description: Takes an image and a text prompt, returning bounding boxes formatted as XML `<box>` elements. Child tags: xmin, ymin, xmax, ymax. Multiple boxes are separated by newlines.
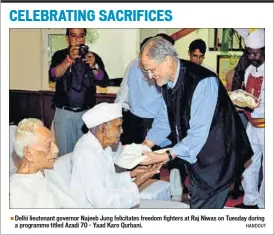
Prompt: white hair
<box><xmin>13</xmin><ymin>118</ymin><xmax>44</xmax><ymax>158</ymax></box>
<box><xmin>89</xmin><ymin>121</ymin><xmax>111</xmax><ymax>136</ymax></box>
<box><xmin>140</xmin><ymin>36</ymin><xmax>178</xmax><ymax>63</ymax></box>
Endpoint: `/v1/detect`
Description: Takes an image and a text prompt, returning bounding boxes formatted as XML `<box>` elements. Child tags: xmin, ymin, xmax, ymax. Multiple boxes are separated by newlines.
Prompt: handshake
<box><xmin>130</xmin><ymin>163</ymin><xmax>163</xmax><ymax>188</ymax></box>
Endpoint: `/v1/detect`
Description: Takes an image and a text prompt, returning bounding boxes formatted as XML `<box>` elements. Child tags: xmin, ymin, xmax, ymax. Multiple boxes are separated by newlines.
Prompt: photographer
<box><xmin>49</xmin><ymin>28</ymin><xmax>109</xmax><ymax>156</ymax></box>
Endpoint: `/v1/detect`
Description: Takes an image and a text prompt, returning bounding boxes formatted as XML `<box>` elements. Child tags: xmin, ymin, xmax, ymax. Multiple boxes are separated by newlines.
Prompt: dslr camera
<box><xmin>78</xmin><ymin>44</ymin><xmax>89</xmax><ymax>59</ymax></box>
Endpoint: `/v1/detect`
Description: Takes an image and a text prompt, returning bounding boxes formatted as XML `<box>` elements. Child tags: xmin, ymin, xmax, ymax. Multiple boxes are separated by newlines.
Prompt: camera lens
<box><xmin>79</xmin><ymin>44</ymin><xmax>89</xmax><ymax>57</ymax></box>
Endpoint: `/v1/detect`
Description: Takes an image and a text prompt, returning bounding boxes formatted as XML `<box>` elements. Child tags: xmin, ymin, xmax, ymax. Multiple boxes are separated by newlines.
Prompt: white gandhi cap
<box><xmin>82</xmin><ymin>102</ymin><xmax>122</xmax><ymax>128</ymax></box>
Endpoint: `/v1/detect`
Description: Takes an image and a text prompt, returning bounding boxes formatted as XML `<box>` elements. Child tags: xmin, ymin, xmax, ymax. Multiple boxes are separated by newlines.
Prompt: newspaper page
<box><xmin>1</xmin><ymin>0</ymin><xmax>273</xmax><ymax>234</ymax></box>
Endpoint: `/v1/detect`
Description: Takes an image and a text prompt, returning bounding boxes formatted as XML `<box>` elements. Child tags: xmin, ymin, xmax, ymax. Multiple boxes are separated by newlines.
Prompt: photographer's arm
<box><xmin>92</xmin><ymin>53</ymin><xmax>109</xmax><ymax>86</ymax></box>
<box><xmin>53</xmin><ymin>56</ymin><xmax>73</xmax><ymax>78</ymax></box>
<box><xmin>50</xmin><ymin>46</ymin><xmax>79</xmax><ymax>80</ymax></box>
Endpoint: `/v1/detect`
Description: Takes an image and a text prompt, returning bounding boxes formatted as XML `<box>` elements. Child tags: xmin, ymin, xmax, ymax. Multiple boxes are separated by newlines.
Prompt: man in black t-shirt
<box><xmin>49</xmin><ymin>28</ymin><xmax>109</xmax><ymax>156</ymax></box>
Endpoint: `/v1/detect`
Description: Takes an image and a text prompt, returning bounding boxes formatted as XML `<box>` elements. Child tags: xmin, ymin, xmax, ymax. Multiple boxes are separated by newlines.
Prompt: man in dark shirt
<box><xmin>49</xmin><ymin>28</ymin><xmax>109</xmax><ymax>156</ymax></box>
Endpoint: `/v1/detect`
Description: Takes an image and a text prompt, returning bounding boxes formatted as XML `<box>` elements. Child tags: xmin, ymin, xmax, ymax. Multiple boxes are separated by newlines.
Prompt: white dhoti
<box><xmin>242</xmin><ymin>123</ymin><xmax>264</xmax><ymax>208</ymax></box>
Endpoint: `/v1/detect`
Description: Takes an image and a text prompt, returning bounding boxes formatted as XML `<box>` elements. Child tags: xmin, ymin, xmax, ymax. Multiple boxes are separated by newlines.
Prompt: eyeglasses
<box><xmin>142</xmin><ymin>63</ymin><xmax>162</xmax><ymax>75</ymax></box>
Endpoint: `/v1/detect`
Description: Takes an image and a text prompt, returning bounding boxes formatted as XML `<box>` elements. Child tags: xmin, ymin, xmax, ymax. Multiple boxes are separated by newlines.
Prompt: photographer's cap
<box><xmin>82</xmin><ymin>103</ymin><xmax>122</xmax><ymax>128</ymax></box>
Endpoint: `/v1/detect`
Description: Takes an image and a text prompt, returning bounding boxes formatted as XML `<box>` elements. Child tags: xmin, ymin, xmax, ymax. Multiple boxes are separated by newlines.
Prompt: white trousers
<box><xmin>242</xmin><ymin>123</ymin><xmax>264</xmax><ymax>208</ymax></box>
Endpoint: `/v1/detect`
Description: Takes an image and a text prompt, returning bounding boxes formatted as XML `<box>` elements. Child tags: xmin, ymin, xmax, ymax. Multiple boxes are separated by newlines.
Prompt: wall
<box><xmin>167</xmin><ymin>28</ymin><xmax>243</xmax><ymax>71</ymax></box>
<box><xmin>10</xmin><ymin>90</ymin><xmax>116</xmax><ymax>128</ymax></box>
<box><xmin>10</xmin><ymin>29</ymin><xmax>43</xmax><ymax>91</ymax></box>
<box><xmin>140</xmin><ymin>28</ymin><xmax>243</xmax><ymax>71</ymax></box>
<box><xmin>10</xmin><ymin>28</ymin><xmax>140</xmax><ymax>91</ymax></box>
<box><xmin>91</xmin><ymin>28</ymin><xmax>139</xmax><ymax>78</ymax></box>
<box><xmin>9</xmin><ymin>28</ymin><xmax>243</xmax><ymax>91</ymax></box>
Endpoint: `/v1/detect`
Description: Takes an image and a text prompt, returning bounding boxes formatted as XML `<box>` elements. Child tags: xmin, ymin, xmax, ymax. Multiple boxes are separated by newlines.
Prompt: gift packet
<box><xmin>114</xmin><ymin>144</ymin><xmax>151</xmax><ymax>169</ymax></box>
<box><xmin>115</xmin><ymin>144</ymin><xmax>170</xmax><ymax>169</ymax></box>
<box><xmin>228</xmin><ymin>89</ymin><xmax>259</xmax><ymax>109</ymax></box>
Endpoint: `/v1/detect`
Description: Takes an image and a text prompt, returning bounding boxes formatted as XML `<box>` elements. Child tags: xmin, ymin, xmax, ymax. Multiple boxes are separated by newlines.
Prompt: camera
<box><xmin>78</xmin><ymin>44</ymin><xmax>89</xmax><ymax>58</ymax></box>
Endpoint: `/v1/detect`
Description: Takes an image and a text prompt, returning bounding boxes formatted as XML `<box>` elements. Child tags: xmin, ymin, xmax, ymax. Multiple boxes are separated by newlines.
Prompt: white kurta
<box><xmin>69</xmin><ymin>132</ymin><xmax>140</xmax><ymax>208</ymax></box>
<box><xmin>10</xmin><ymin>170</ymin><xmax>78</xmax><ymax>208</ymax></box>
<box><xmin>242</xmin><ymin>63</ymin><xmax>265</xmax><ymax>208</ymax></box>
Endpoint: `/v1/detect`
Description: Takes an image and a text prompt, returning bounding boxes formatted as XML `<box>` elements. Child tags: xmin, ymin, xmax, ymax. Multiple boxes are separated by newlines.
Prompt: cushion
<box><xmin>140</xmin><ymin>180</ymin><xmax>171</xmax><ymax>201</ymax></box>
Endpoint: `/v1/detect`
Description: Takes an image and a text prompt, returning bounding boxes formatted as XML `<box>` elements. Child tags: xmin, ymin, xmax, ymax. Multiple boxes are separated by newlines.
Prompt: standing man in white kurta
<box><xmin>235</xmin><ymin>29</ymin><xmax>265</xmax><ymax>209</ymax></box>
<box><xmin>69</xmin><ymin>103</ymin><xmax>161</xmax><ymax>208</ymax></box>
<box><xmin>10</xmin><ymin>118</ymin><xmax>78</xmax><ymax>208</ymax></box>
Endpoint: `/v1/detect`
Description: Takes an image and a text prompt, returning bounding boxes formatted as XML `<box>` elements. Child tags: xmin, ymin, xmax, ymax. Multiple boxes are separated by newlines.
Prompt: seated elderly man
<box><xmin>10</xmin><ymin>118</ymin><xmax>78</xmax><ymax>208</ymax></box>
<box><xmin>70</xmin><ymin>103</ymin><xmax>162</xmax><ymax>208</ymax></box>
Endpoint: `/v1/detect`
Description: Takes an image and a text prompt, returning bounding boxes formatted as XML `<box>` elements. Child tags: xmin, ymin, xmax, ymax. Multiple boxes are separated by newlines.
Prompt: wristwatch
<box><xmin>166</xmin><ymin>150</ymin><xmax>173</xmax><ymax>162</ymax></box>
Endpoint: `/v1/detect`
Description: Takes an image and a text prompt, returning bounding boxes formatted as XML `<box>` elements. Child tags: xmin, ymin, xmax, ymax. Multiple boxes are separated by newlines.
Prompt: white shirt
<box><xmin>244</xmin><ymin>63</ymin><xmax>265</xmax><ymax>118</ymax></box>
<box><xmin>10</xmin><ymin>170</ymin><xmax>78</xmax><ymax>208</ymax></box>
<box><xmin>69</xmin><ymin>132</ymin><xmax>140</xmax><ymax>208</ymax></box>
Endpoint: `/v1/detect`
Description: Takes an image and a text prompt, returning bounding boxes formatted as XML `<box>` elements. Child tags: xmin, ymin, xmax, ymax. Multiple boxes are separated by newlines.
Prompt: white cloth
<box><xmin>82</xmin><ymin>103</ymin><xmax>122</xmax><ymax>128</ymax></box>
<box><xmin>242</xmin><ymin>63</ymin><xmax>265</xmax><ymax>208</ymax></box>
<box><xmin>140</xmin><ymin>180</ymin><xmax>171</xmax><ymax>201</ymax></box>
<box><xmin>69</xmin><ymin>132</ymin><xmax>140</xmax><ymax>208</ymax></box>
<box><xmin>244</xmin><ymin>64</ymin><xmax>265</xmax><ymax>118</ymax></box>
<box><xmin>114</xmin><ymin>144</ymin><xmax>151</xmax><ymax>169</ymax></box>
<box><xmin>10</xmin><ymin>170</ymin><xmax>78</xmax><ymax>208</ymax></box>
<box><xmin>53</xmin><ymin>153</ymin><xmax>72</xmax><ymax>187</ymax></box>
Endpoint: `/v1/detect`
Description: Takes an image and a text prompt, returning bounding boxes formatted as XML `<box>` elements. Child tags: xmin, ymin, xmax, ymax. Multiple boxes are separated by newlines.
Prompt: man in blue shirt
<box><xmin>115</xmin><ymin>34</ymin><xmax>174</xmax><ymax>145</ymax></box>
<box><xmin>115</xmin><ymin>34</ymin><xmax>187</xmax><ymax>193</ymax></box>
<box><xmin>140</xmin><ymin>36</ymin><xmax>253</xmax><ymax>209</ymax></box>
<box><xmin>115</xmin><ymin>36</ymin><xmax>159</xmax><ymax>145</ymax></box>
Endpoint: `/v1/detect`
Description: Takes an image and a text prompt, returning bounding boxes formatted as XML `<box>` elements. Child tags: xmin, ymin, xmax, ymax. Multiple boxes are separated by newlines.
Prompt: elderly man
<box><xmin>139</xmin><ymin>36</ymin><xmax>253</xmax><ymax>209</ymax></box>
<box><xmin>10</xmin><ymin>118</ymin><xmax>78</xmax><ymax>208</ymax></box>
<box><xmin>115</xmin><ymin>34</ymin><xmax>175</xmax><ymax>145</ymax></box>
<box><xmin>233</xmin><ymin>29</ymin><xmax>265</xmax><ymax>209</ymax></box>
<box><xmin>69</xmin><ymin>103</ymin><xmax>161</xmax><ymax>208</ymax></box>
<box><xmin>115</xmin><ymin>35</ymin><xmax>186</xmax><ymax>201</ymax></box>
